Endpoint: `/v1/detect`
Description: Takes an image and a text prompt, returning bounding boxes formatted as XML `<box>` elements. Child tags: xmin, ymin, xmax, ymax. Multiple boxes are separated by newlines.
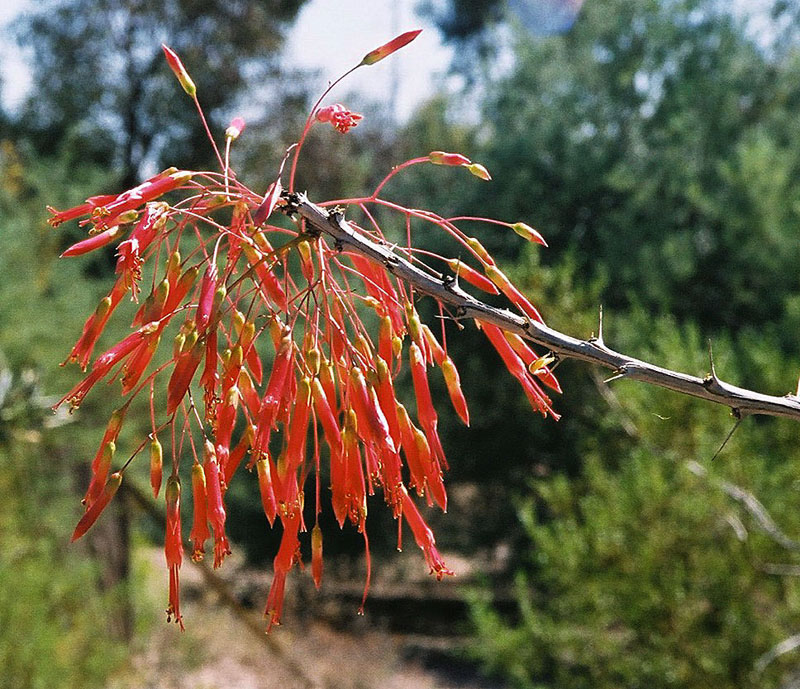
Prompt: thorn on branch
<box><xmin>596</xmin><ymin>304</ymin><xmax>605</xmax><ymax>345</ymax></box>
<box><xmin>707</xmin><ymin>338</ymin><xmax>719</xmax><ymax>382</ymax></box>
<box><xmin>604</xmin><ymin>367</ymin><xmax>628</xmax><ymax>384</ymax></box>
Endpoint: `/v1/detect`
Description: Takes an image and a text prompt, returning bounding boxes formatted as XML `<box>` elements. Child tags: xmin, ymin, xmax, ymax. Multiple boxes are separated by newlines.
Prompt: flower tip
<box><xmin>465</xmin><ymin>163</ymin><xmax>492</xmax><ymax>181</ymax></box>
<box><xmin>225</xmin><ymin>116</ymin><xmax>246</xmax><ymax>140</ymax></box>
<box><xmin>359</xmin><ymin>29</ymin><xmax>423</xmax><ymax>66</ymax></box>
<box><xmin>511</xmin><ymin>222</ymin><xmax>547</xmax><ymax>246</ymax></box>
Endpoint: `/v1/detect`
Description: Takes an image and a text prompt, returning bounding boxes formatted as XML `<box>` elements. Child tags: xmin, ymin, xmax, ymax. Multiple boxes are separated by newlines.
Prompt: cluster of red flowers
<box><xmin>53</xmin><ymin>32</ymin><xmax>559</xmax><ymax>631</ymax></box>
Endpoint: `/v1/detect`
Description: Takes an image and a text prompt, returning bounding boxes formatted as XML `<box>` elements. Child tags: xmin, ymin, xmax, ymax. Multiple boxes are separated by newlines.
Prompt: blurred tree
<box><xmin>468</xmin><ymin>313</ymin><xmax>800</xmax><ymax>688</ymax></box>
<box><xmin>422</xmin><ymin>0</ymin><xmax>800</xmax><ymax>338</ymax></box>
<box><xmin>13</xmin><ymin>0</ymin><xmax>310</xmax><ymax>187</ymax></box>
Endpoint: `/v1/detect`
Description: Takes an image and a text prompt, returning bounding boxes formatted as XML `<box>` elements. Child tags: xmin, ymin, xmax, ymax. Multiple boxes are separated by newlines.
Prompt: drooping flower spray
<box><xmin>52</xmin><ymin>30</ymin><xmax>558</xmax><ymax>630</ymax></box>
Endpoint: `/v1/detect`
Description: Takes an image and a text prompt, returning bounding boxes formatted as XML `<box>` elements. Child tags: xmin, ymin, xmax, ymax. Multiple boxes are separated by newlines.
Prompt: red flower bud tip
<box><xmin>150</xmin><ymin>437</ymin><xmax>163</xmax><ymax>498</ymax></box>
<box><xmin>225</xmin><ymin>116</ymin><xmax>245</xmax><ymax>140</ymax></box>
<box><xmin>311</xmin><ymin>524</ymin><xmax>323</xmax><ymax>590</ymax></box>
<box><xmin>465</xmin><ymin>162</ymin><xmax>492</xmax><ymax>181</ymax></box>
<box><xmin>315</xmin><ymin>104</ymin><xmax>363</xmax><ymax>134</ymax></box>
<box><xmin>359</xmin><ymin>29</ymin><xmax>422</xmax><ymax>66</ymax></box>
<box><xmin>72</xmin><ymin>472</ymin><xmax>122</xmax><ymax>542</ymax></box>
<box><xmin>61</xmin><ymin>225</ymin><xmax>124</xmax><ymax>258</ymax></box>
<box><xmin>162</xmin><ymin>44</ymin><xmax>196</xmax><ymax>97</ymax></box>
<box><xmin>428</xmin><ymin>151</ymin><xmax>471</xmax><ymax>166</ymax></box>
<box><xmin>510</xmin><ymin>222</ymin><xmax>547</xmax><ymax>247</ymax></box>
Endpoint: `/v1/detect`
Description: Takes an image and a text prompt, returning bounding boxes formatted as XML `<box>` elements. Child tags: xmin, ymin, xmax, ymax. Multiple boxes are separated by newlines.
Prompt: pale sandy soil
<box><xmin>106</xmin><ymin>546</ymin><xmax>506</xmax><ymax>689</ymax></box>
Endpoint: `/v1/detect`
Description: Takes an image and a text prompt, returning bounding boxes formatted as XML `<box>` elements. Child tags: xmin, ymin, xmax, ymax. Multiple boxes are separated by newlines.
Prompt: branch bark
<box><xmin>288</xmin><ymin>192</ymin><xmax>800</xmax><ymax>423</ymax></box>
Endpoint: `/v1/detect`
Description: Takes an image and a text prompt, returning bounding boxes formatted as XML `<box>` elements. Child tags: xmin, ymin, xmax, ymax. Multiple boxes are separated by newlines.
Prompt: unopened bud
<box><xmin>511</xmin><ymin>222</ymin><xmax>547</xmax><ymax>247</ymax></box>
<box><xmin>162</xmin><ymin>44</ymin><xmax>197</xmax><ymax>97</ymax></box>
<box><xmin>225</xmin><ymin>116</ymin><xmax>245</xmax><ymax>140</ymax></box>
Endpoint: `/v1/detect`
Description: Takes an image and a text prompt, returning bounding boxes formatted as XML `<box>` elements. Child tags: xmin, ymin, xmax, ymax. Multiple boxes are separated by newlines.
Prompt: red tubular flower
<box><xmin>315</xmin><ymin>104</ymin><xmax>363</xmax><ymax>134</ymax></box>
<box><xmin>215</xmin><ymin>386</ymin><xmax>239</xmax><ymax>456</ymax></box>
<box><xmin>190</xmin><ymin>462</ymin><xmax>210</xmax><ymax>561</ymax></box>
<box><xmin>409</xmin><ymin>343</ymin><xmax>447</xmax><ymax>471</ymax></box>
<box><xmin>72</xmin><ymin>471</ymin><xmax>122</xmax><ymax>542</ymax></box>
<box><xmin>64</xmin><ymin>280</ymin><xmax>127</xmax><ymax>370</ymax></box>
<box><xmin>164</xmin><ymin>475</ymin><xmax>184</xmax><ymax>630</ymax></box>
<box><xmin>225</xmin><ymin>424</ymin><xmax>254</xmax><ymax>484</ymax></box>
<box><xmin>359</xmin><ymin>29</ymin><xmax>422</xmax><ymax>66</ymax></box>
<box><xmin>204</xmin><ymin>443</ymin><xmax>231</xmax><ymax>568</ymax></box>
<box><xmin>348</xmin><ymin>366</ymin><xmax>396</xmax><ymax>453</ymax></box>
<box><xmin>342</xmin><ymin>411</ymin><xmax>367</xmax><ymax>528</ymax></box>
<box><xmin>121</xmin><ymin>332</ymin><xmax>161</xmax><ymax>394</ymax></box>
<box><xmin>61</xmin><ymin>225</ymin><xmax>124</xmax><ymax>258</ymax></box>
<box><xmin>57</xmin><ymin>323</ymin><xmax>157</xmax><ymax>409</ymax></box>
<box><xmin>195</xmin><ymin>261</ymin><xmax>218</xmax><ymax>333</ymax></box>
<box><xmin>441</xmin><ymin>357</ymin><xmax>470</xmax><ymax>426</ymax></box>
<box><xmin>395</xmin><ymin>403</ymin><xmax>427</xmax><ymax>497</ymax></box>
<box><xmin>311</xmin><ymin>378</ymin><xmax>342</xmax><ymax>456</ymax></box>
<box><xmin>400</xmin><ymin>486</ymin><xmax>453</xmax><ymax>580</ymax></box>
<box><xmin>115</xmin><ymin>203</ymin><xmax>170</xmax><ymax>298</ymax></box>
<box><xmin>133</xmin><ymin>278</ymin><xmax>170</xmax><ymax>327</ymax></box>
<box><xmin>90</xmin><ymin>409</ymin><xmax>125</xmax><ymax>474</ymax></box>
<box><xmin>503</xmin><ymin>331</ymin><xmax>562</xmax><ymax>394</ymax></box>
<box><xmin>349</xmin><ymin>253</ymin><xmax>404</xmax><ymax>334</ymax></box>
<box><xmin>96</xmin><ymin>171</ymin><xmax>191</xmax><ymax>230</ymax></box>
<box><xmin>166</xmin><ymin>332</ymin><xmax>203</xmax><ymax>415</ymax></box>
<box><xmin>373</xmin><ymin>358</ymin><xmax>401</xmax><ymax>447</ymax></box>
<box><xmin>47</xmin><ymin>194</ymin><xmax>117</xmax><ymax>227</ymax></box>
<box><xmin>484</xmin><ymin>264</ymin><xmax>544</xmax><ymax>324</ymax></box>
<box><xmin>242</xmin><ymin>239</ymin><xmax>288</xmax><ymax>312</ymax></box>
<box><xmin>253</xmin><ymin>336</ymin><xmax>293</xmax><ymax>456</ymax></box>
<box><xmin>481</xmin><ymin>322</ymin><xmax>559</xmax><ymax>420</ymax></box>
<box><xmin>284</xmin><ymin>378</ymin><xmax>311</xmax><ymax>477</ymax></box>
<box><xmin>82</xmin><ymin>441</ymin><xmax>115</xmax><ymax>508</ymax></box>
<box><xmin>238</xmin><ymin>369</ymin><xmax>261</xmax><ymax>418</ymax></box>
<box><xmin>164</xmin><ymin>264</ymin><xmax>200</xmax><ymax>317</ymax></box>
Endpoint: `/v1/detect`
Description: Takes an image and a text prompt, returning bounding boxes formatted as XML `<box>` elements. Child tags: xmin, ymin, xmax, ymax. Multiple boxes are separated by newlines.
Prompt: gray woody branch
<box><xmin>287</xmin><ymin>192</ymin><xmax>800</xmax><ymax>423</ymax></box>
